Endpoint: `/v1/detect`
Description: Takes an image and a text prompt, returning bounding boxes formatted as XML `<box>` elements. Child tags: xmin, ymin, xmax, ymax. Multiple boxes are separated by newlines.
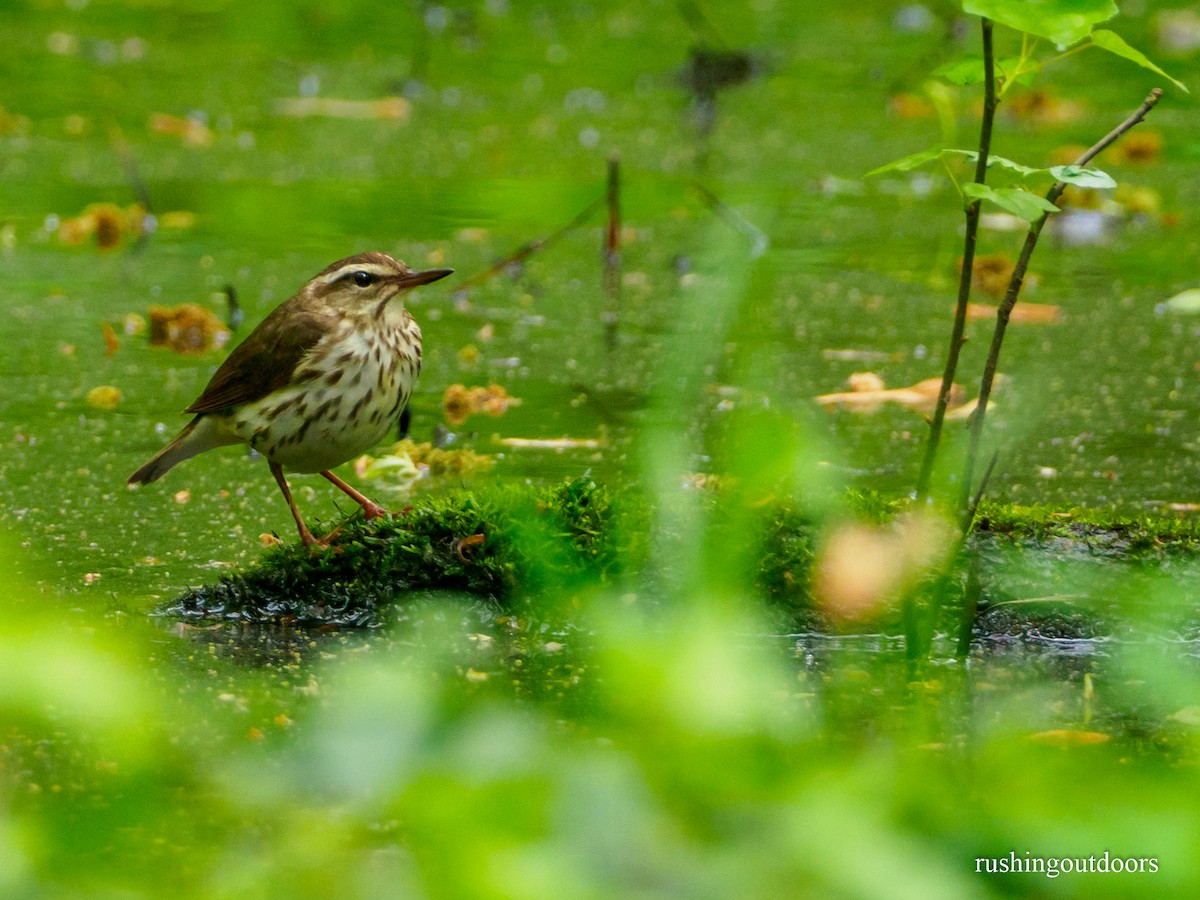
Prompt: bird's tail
<box><xmin>128</xmin><ymin>416</ymin><xmax>237</xmax><ymax>485</ymax></box>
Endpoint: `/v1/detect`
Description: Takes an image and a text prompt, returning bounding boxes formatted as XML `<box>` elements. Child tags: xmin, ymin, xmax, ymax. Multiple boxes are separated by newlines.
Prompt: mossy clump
<box><xmin>973</xmin><ymin>500</ymin><xmax>1200</xmax><ymax>560</ymax></box>
<box><xmin>163</xmin><ymin>477</ymin><xmax>646</xmax><ymax>627</ymax></box>
<box><xmin>161</xmin><ymin>480</ymin><xmax>1200</xmax><ymax>635</ymax></box>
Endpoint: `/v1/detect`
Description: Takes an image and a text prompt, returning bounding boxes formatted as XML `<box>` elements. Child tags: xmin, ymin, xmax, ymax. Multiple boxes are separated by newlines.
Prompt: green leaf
<box><xmin>984</xmin><ymin>155</ymin><xmax>1041</xmax><ymax>178</ymax></box>
<box><xmin>933</xmin><ymin>56</ymin><xmax>987</xmax><ymax>86</ymax></box>
<box><xmin>963</xmin><ymin>0</ymin><xmax>1117</xmax><ymax>46</ymax></box>
<box><xmin>1091</xmin><ymin>30</ymin><xmax>1188</xmax><ymax>93</ymax></box>
<box><xmin>950</xmin><ymin>151</ymin><xmax>1040</xmax><ymax>186</ymax></box>
<box><xmin>864</xmin><ymin>148</ymin><xmax>943</xmax><ymax>177</ymax></box>
<box><xmin>933</xmin><ymin>55</ymin><xmax>1036</xmax><ymax>86</ymax></box>
<box><xmin>1048</xmin><ymin>165</ymin><xmax>1117</xmax><ymax>189</ymax></box>
<box><xmin>962</xmin><ymin>183</ymin><xmax>1061</xmax><ymax>221</ymax></box>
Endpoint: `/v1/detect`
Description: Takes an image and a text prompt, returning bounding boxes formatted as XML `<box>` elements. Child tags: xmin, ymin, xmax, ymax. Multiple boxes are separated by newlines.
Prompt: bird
<box><xmin>128</xmin><ymin>251</ymin><xmax>453</xmax><ymax>548</ymax></box>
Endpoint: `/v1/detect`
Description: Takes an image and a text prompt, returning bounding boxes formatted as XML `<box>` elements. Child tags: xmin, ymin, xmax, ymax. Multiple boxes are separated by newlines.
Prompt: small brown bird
<box><xmin>129</xmin><ymin>252</ymin><xmax>453</xmax><ymax>547</ymax></box>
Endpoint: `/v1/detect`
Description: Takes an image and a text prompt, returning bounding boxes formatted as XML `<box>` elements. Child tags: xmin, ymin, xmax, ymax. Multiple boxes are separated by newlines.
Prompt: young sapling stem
<box><xmin>959</xmin><ymin>88</ymin><xmax>1164</xmax><ymax>513</ymax></box>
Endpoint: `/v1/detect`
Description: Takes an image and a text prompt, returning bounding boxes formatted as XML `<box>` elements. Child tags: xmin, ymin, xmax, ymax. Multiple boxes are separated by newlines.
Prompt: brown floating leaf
<box><xmin>57</xmin><ymin>203</ymin><xmax>148</xmax><ymax>250</ymax></box>
<box><xmin>1003</xmin><ymin>89</ymin><xmax>1084</xmax><ymax>126</ymax></box>
<box><xmin>1028</xmin><ymin>729</ymin><xmax>1110</xmax><ymax>747</ymax></box>
<box><xmin>274</xmin><ymin>96</ymin><xmax>410</xmax><ymax>121</ymax></box>
<box><xmin>149</xmin><ymin>112</ymin><xmax>213</xmax><ymax>147</ymax></box>
<box><xmin>443</xmin><ymin>384</ymin><xmax>521</xmax><ymax>426</ymax></box>
<box><xmin>888</xmin><ymin>93</ymin><xmax>935</xmax><ymax>119</ymax></box>
<box><xmin>816</xmin><ymin>376</ymin><xmax>961</xmax><ymax>415</ymax></box>
<box><xmin>962</xmin><ymin>252</ymin><xmax>1029</xmax><ymax>298</ymax></box>
<box><xmin>847</xmin><ymin>371</ymin><xmax>885</xmax><ymax>392</ymax></box>
<box><xmin>965</xmin><ymin>302</ymin><xmax>1062</xmax><ymax>324</ymax></box>
<box><xmin>942</xmin><ymin>397</ymin><xmax>979</xmax><ymax>423</ymax></box>
<box><xmin>101</xmin><ymin>322</ymin><xmax>120</xmax><ymax>357</ymax></box>
<box><xmin>148</xmin><ymin>304</ymin><xmax>231</xmax><ymax>355</ymax></box>
<box><xmin>1109</xmin><ymin>129</ymin><xmax>1162</xmax><ymax>165</ymax></box>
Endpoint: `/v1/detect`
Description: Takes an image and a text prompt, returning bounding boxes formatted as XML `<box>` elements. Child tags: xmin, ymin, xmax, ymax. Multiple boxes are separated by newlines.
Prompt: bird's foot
<box><xmin>301</xmin><ymin>525</ymin><xmax>347</xmax><ymax>552</ymax></box>
<box><xmin>360</xmin><ymin>501</ymin><xmax>389</xmax><ymax>520</ymax></box>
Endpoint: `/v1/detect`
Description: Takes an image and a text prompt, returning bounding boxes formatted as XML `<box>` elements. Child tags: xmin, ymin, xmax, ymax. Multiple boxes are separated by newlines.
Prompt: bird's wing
<box><xmin>184</xmin><ymin>303</ymin><xmax>336</xmax><ymax>414</ymax></box>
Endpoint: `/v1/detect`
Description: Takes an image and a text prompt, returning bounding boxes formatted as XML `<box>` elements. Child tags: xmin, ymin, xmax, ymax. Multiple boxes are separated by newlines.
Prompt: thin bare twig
<box><xmin>455</xmin><ymin>195</ymin><xmax>604</xmax><ymax>291</ymax></box>
<box><xmin>690</xmin><ymin>182</ymin><xmax>769</xmax><ymax>257</ymax></box>
<box><xmin>915</xmin><ymin>17</ymin><xmax>997</xmax><ymax>502</ymax></box>
<box><xmin>603</xmin><ymin>154</ymin><xmax>621</xmax><ymax>348</ymax></box>
<box><xmin>960</xmin><ymin>88</ymin><xmax>1164</xmax><ymax>511</ymax></box>
<box><xmin>962</xmin><ymin>450</ymin><xmax>998</xmax><ymax>534</ymax></box>
<box><xmin>956</xmin><ymin>550</ymin><xmax>983</xmax><ymax>659</ymax></box>
<box><xmin>109</xmin><ymin>125</ymin><xmax>156</xmax><ymax>255</ymax></box>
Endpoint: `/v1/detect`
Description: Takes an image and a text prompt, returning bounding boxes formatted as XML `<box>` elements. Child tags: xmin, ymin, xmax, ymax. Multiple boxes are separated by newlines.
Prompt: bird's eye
<box><xmin>352</xmin><ymin>271</ymin><xmax>375</xmax><ymax>287</ymax></box>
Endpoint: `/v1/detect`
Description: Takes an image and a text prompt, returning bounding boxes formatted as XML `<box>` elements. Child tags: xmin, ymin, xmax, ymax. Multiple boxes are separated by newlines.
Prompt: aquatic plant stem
<box><xmin>915</xmin><ymin>17</ymin><xmax>997</xmax><ymax>503</ymax></box>
<box><xmin>960</xmin><ymin>88</ymin><xmax>1164</xmax><ymax>514</ymax></box>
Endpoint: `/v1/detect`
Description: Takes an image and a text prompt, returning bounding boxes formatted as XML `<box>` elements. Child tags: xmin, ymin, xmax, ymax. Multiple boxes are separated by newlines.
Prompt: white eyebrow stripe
<box><xmin>321</xmin><ymin>262</ymin><xmax>399</xmax><ymax>284</ymax></box>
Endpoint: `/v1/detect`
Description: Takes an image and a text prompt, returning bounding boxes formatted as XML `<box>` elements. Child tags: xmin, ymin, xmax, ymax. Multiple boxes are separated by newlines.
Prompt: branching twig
<box><xmin>691</xmin><ymin>182</ymin><xmax>769</xmax><ymax>257</ymax></box>
<box><xmin>960</xmin><ymin>88</ymin><xmax>1164</xmax><ymax>511</ymax></box>
<box><xmin>915</xmin><ymin>17</ymin><xmax>997</xmax><ymax>502</ymax></box>
<box><xmin>455</xmin><ymin>195</ymin><xmax>604</xmax><ymax>291</ymax></box>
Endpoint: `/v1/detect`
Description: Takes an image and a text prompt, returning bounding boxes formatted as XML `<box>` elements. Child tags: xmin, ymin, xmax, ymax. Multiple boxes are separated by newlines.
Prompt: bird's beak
<box><xmin>396</xmin><ymin>268</ymin><xmax>454</xmax><ymax>289</ymax></box>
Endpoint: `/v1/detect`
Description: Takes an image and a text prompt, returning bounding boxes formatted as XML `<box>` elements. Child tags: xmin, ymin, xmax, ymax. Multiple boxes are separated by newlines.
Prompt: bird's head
<box><xmin>311</xmin><ymin>251</ymin><xmax>453</xmax><ymax>312</ymax></box>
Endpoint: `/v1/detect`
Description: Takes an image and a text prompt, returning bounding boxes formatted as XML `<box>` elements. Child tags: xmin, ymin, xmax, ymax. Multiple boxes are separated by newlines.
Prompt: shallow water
<box><xmin>1</xmin><ymin>2</ymin><xmax>1198</xmax><ymax>613</ymax></box>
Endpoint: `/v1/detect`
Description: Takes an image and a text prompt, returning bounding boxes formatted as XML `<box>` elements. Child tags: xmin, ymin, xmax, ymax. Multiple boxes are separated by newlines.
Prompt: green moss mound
<box><xmin>164</xmin><ymin>478</ymin><xmax>648</xmax><ymax>626</ymax></box>
<box><xmin>162</xmin><ymin>480</ymin><xmax>1200</xmax><ymax>634</ymax></box>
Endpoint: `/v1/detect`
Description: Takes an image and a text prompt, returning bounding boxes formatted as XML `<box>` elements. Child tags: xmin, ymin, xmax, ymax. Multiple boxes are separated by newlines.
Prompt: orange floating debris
<box><xmin>86</xmin><ymin>385</ymin><xmax>121</xmax><ymax>410</ymax></box>
<box><xmin>274</xmin><ymin>96</ymin><xmax>410</xmax><ymax>121</ymax></box>
<box><xmin>443</xmin><ymin>383</ymin><xmax>521</xmax><ymax>426</ymax></box>
<box><xmin>888</xmin><ymin>93</ymin><xmax>935</xmax><ymax>119</ymax></box>
<box><xmin>1109</xmin><ymin>129</ymin><xmax>1162</xmax><ymax>165</ymax></box>
<box><xmin>1003</xmin><ymin>89</ymin><xmax>1085</xmax><ymax>126</ymax></box>
<box><xmin>149</xmin><ymin>112</ymin><xmax>213</xmax><ymax>147</ymax></box>
<box><xmin>962</xmin><ymin>252</ymin><xmax>1022</xmax><ymax>298</ymax></box>
<box><xmin>1028</xmin><ymin>729</ymin><xmax>1110</xmax><ymax>747</ymax></box>
<box><xmin>102</xmin><ymin>321</ymin><xmax>120</xmax><ymax>357</ymax></box>
<box><xmin>816</xmin><ymin>375</ymin><xmax>962</xmax><ymax>415</ymax></box>
<box><xmin>965</xmin><ymin>302</ymin><xmax>1062</xmax><ymax>324</ymax></box>
<box><xmin>57</xmin><ymin>202</ymin><xmax>148</xmax><ymax>250</ymax></box>
<box><xmin>147</xmin><ymin>304</ymin><xmax>231</xmax><ymax>355</ymax></box>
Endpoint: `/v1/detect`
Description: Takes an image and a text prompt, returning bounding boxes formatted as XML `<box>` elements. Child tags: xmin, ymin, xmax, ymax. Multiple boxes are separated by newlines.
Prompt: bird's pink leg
<box><xmin>321</xmin><ymin>470</ymin><xmax>389</xmax><ymax>519</ymax></box>
<box><xmin>270</xmin><ymin>462</ymin><xmax>323</xmax><ymax>548</ymax></box>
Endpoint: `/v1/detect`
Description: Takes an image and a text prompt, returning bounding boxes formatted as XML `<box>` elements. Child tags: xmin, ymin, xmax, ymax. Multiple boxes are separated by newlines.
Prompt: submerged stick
<box><xmin>603</xmin><ymin>154</ymin><xmax>622</xmax><ymax>348</ymax></box>
<box><xmin>109</xmin><ymin>125</ymin><xmax>156</xmax><ymax>255</ymax></box>
<box><xmin>915</xmin><ymin>17</ymin><xmax>996</xmax><ymax>503</ymax></box>
<box><xmin>960</xmin><ymin>88</ymin><xmax>1164</xmax><ymax>512</ymax></box>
